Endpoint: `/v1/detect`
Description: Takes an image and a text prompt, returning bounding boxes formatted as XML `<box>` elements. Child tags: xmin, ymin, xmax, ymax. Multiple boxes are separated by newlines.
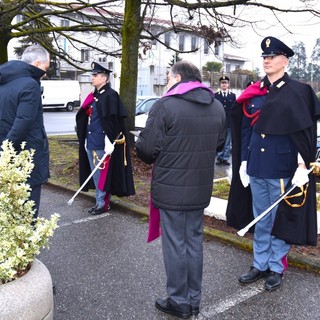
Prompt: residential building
<box><xmin>7</xmin><ymin>6</ymin><xmax>249</xmax><ymax>97</ymax></box>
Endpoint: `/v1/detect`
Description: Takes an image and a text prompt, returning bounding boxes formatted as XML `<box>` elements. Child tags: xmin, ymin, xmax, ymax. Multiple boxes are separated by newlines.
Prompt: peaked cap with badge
<box><xmin>219</xmin><ymin>75</ymin><xmax>230</xmax><ymax>82</ymax></box>
<box><xmin>261</xmin><ymin>36</ymin><xmax>294</xmax><ymax>57</ymax></box>
<box><xmin>91</xmin><ymin>62</ymin><xmax>112</xmax><ymax>75</ymax></box>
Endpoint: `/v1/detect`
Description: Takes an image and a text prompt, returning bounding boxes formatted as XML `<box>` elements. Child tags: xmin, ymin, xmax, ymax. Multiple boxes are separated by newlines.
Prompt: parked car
<box><xmin>135</xmin><ymin>113</ymin><xmax>149</xmax><ymax>132</ymax></box>
<box><xmin>135</xmin><ymin>96</ymin><xmax>160</xmax><ymax>132</ymax></box>
<box><xmin>135</xmin><ymin>96</ymin><xmax>160</xmax><ymax>115</ymax></box>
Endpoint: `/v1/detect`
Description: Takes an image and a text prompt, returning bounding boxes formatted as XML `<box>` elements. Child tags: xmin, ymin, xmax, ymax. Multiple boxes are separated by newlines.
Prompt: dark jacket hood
<box><xmin>164</xmin><ymin>81</ymin><xmax>215</xmax><ymax>105</ymax></box>
<box><xmin>0</xmin><ymin>60</ymin><xmax>45</xmax><ymax>84</ymax></box>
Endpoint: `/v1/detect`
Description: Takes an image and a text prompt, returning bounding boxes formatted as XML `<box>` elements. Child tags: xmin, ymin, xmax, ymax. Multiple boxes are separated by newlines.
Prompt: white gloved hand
<box><xmin>292</xmin><ymin>167</ymin><xmax>309</xmax><ymax>187</ymax></box>
<box><xmin>239</xmin><ymin>161</ymin><xmax>250</xmax><ymax>188</ymax></box>
<box><xmin>104</xmin><ymin>136</ymin><xmax>114</xmax><ymax>155</ymax></box>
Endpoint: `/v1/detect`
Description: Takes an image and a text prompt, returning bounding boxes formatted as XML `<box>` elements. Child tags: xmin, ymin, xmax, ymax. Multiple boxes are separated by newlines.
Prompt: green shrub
<box><xmin>0</xmin><ymin>140</ymin><xmax>59</xmax><ymax>284</ymax></box>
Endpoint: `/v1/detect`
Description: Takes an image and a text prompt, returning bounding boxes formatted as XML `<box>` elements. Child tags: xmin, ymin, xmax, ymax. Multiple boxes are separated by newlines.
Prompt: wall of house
<box><xmin>7</xmin><ymin>11</ymin><xmax>249</xmax><ymax>97</ymax></box>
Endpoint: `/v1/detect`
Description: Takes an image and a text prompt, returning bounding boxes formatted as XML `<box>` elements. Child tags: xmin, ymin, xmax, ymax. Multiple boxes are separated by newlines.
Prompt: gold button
<box><xmin>261</xmin><ymin>148</ymin><xmax>265</xmax><ymax>152</ymax></box>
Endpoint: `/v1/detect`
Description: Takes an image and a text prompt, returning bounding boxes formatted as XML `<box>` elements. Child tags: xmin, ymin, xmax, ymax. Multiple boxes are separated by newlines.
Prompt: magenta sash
<box><xmin>97</xmin><ymin>155</ymin><xmax>111</xmax><ymax>191</ymax></box>
<box><xmin>147</xmin><ymin>196</ymin><xmax>161</xmax><ymax>242</ymax></box>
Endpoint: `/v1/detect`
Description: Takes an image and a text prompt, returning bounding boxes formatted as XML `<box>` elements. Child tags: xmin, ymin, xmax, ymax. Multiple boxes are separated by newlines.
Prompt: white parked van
<box><xmin>41</xmin><ymin>80</ymin><xmax>81</xmax><ymax>112</ymax></box>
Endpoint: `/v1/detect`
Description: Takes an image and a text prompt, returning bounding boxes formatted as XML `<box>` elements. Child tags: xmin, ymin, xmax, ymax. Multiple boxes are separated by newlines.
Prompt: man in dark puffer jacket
<box><xmin>136</xmin><ymin>60</ymin><xmax>226</xmax><ymax>319</ymax></box>
<box><xmin>0</xmin><ymin>45</ymin><xmax>50</xmax><ymax>218</ymax></box>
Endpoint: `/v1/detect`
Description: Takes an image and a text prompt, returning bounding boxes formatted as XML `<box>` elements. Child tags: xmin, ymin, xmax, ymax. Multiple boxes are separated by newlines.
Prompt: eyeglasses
<box><xmin>221</xmin><ymin>81</ymin><xmax>229</xmax><ymax>84</ymax></box>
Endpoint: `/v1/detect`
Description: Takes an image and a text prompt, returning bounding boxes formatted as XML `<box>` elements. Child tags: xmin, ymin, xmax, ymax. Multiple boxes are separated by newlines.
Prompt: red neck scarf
<box><xmin>237</xmin><ymin>81</ymin><xmax>268</xmax><ymax>126</ymax></box>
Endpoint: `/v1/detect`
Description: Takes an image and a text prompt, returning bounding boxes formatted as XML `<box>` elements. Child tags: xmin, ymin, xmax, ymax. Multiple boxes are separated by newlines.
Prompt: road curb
<box><xmin>47</xmin><ymin>181</ymin><xmax>320</xmax><ymax>274</ymax></box>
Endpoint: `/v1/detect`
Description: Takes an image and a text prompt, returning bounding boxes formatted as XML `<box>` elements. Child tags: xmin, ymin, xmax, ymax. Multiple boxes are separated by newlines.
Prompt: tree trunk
<box><xmin>120</xmin><ymin>0</ymin><xmax>143</xmax><ymax>147</ymax></box>
<box><xmin>0</xmin><ymin>0</ymin><xmax>16</xmax><ymax>64</ymax></box>
<box><xmin>0</xmin><ymin>34</ymin><xmax>9</xmax><ymax>64</ymax></box>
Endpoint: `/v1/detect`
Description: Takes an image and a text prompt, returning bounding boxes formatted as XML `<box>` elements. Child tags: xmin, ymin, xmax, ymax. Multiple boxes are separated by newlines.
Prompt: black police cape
<box><xmin>226</xmin><ymin>74</ymin><xmax>320</xmax><ymax>246</ymax></box>
<box><xmin>76</xmin><ymin>83</ymin><xmax>135</xmax><ymax>197</ymax></box>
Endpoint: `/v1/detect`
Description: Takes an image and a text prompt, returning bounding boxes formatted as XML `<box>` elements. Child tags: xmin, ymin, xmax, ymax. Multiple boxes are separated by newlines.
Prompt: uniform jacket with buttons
<box><xmin>214</xmin><ymin>90</ymin><xmax>236</xmax><ymax>127</ymax></box>
<box><xmin>241</xmin><ymin>95</ymin><xmax>297</xmax><ymax>179</ymax></box>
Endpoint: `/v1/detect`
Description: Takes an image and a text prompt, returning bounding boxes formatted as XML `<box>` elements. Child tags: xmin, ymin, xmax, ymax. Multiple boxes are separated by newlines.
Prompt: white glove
<box><xmin>239</xmin><ymin>161</ymin><xmax>250</xmax><ymax>188</ymax></box>
<box><xmin>292</xmin><ymin>167</ymin><xmax>309</xmax><ymax>187</ymax></box>
<box><xmin>104</xmin><ymin>136</ymin><xmax>114</xmax><ymax>155</ymax></box>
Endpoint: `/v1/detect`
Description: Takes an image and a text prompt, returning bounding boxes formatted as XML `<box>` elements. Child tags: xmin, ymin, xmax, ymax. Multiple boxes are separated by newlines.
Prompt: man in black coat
<box><xmin>76</xmin><ymin>62</ymin><xmax>135</xmax><ymax>215</ymax></box>
<box><xmin>0</xmin><ymin>44</ymin><xmax>50</xmax><ymax>218</ymax></box>
<box><xmin>227</xmin><ymin>36</ymin><xmax>320</xmax><ymax>292</ymax></box>
<box><xmin>136</xmin><ymin>61</ymin><xmax>226</xmax><ymax>319</ymax></box>
<box><xmin>214</xmin><ymin>76</ymin><xmax>236</xmax><ymax>165</ymax></box>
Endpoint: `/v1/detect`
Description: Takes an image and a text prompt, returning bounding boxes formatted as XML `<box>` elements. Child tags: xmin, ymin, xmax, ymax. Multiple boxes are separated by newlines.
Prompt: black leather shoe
<box><xmin>191</xmin><ymin>306</ymin><xmax>199</xmax><ymax>316</ymax></box>
<box><xmin>238</xmin><ymin>267</ymin><xmax>266</xmax><ymax>284</ymax></box>
<box><xmin>265</xmin><ymin>271</ymin><xmax>282</xmax><ymax>291</ymax></box>
<box><xmin>88</xmin><ymin>205</ymin><xmax>98</xmax><ymax>213</ymax></box>
<box><xmin>222</xmin><ymin>160</ymin><xmax>230</xmax><ymax>165</ymax></box>
<box><xmin>155</xmin><ymin>298</ymin><xmax>191</xmax><ymax>319</ymax></box>
<box><xmin>91</xmin><ymin>207</ymin><xmax>107</xmax><ymax>215</ymax></box>
<box><xmin>216</xmin><ymin>158</ymin><xmax>223</xmax><ymax>165</ymax></box>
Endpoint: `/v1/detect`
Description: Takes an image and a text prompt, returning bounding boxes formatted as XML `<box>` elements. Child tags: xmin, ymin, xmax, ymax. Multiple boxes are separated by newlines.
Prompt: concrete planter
<box><xmin>0</xmin><ymin>259</ymin><xmax>54</xmax><ymax>320</ymax></box>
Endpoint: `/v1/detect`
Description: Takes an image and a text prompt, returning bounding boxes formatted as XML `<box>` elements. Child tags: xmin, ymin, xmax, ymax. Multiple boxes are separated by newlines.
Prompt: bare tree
<box><xmin>1</xmin><ymin>0</ymin><xmax>319</xmax><ymax>140</ymax></box>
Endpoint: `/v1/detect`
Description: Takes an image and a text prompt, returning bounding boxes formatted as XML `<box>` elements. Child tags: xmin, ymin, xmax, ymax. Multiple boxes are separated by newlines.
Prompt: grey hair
<box><xmin>21</xmin><ymin>45</ymin><xmax>49</xmax><ymax>64</ymax></box>
<box><xmin>170</xmin><ymin>60</ymin><xmax>202</xmax><ymax>83</ymax></box>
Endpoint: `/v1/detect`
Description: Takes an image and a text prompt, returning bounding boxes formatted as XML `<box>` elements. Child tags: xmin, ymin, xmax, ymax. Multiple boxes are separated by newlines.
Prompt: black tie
<box><xmin>223</xmin><ymin>92</ymin><xmax>226</xmax><ymax>98</ymax></box>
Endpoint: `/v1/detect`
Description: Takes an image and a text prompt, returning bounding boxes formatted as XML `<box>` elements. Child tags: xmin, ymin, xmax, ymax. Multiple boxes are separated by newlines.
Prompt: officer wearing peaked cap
<box><xmin>76</xmin><ymin>61</ymin><xmax>135</xmax><ymax>215</ymax></box>
<box><xmin>226</xmin><ymin>36</ymin><xmax>320</xmax><ymax>292</ymax></box>
<box><xmin>215</xmin><ymin>75</ymin><xmax>236</xmax><ymax>166</ymax></box>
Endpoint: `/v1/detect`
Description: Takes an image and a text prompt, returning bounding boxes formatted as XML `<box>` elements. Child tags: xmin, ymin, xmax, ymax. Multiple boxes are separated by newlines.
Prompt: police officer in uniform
<box><xmin>227</xmin><ymin>36</ymin><xmax>320</xmax><ymax>291</ymax></box>
<box><xmin>215</xmin><ymin>76</ymin><xmax>236</xmax><ymax>165</ymax></box>
<box><xmin>76</xmin><ymin>62</ymin><xmax>135</xmax><ymax>215</ymax></box>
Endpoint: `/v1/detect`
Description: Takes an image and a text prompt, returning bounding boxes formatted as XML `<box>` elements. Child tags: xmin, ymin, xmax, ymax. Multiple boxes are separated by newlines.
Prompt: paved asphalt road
<box><xmin>38</xmin><ymin>184</ymin><xmax>320</xmax><ymax>320</ymax></box>
<box><xmin>43</xmin><ymin>110</ymin><xmax>77</xmax><ymax>135</ymax></box>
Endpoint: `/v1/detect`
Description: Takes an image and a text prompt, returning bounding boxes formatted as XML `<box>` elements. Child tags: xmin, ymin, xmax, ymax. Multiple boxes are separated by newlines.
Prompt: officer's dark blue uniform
<box><xmin>240</xmin><ymin>89</ymin><xmax>293</xmax><ymax>279</ymax></box>
<box><xmin>215</xmin><ymin>76</ymin><xmax>236</xmax><ymax>165</ymax></box>
<box><xmin>76</xmin><ymin>62</ymin><xmax>135</xmax><ymax>216</ymax></box>
<box><xmin>236</xmin><ymin>36</ymin><xmax>319</xmax><ymax>292</ymax></box>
